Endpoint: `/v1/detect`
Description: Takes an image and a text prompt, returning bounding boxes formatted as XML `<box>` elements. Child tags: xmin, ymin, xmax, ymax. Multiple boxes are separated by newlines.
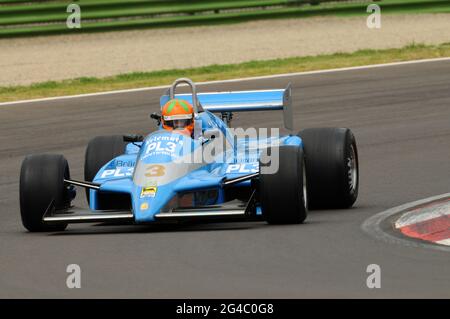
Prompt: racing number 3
<box><xmin>145</xmin><ymin>164</ymin><xmax>165</xmax><ymax>177</ymax></box>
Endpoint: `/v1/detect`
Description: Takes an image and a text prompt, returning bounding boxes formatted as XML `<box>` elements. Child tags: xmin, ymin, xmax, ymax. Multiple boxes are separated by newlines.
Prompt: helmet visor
<box><xmin>163</xmin><ymin>113</ymin><xmax>193</xmax><ymax>130</ymax></box>
<box><xmin>165</xmin><ymin>118</ymin><xmax>193</xmax><ymax>130</ymax></box>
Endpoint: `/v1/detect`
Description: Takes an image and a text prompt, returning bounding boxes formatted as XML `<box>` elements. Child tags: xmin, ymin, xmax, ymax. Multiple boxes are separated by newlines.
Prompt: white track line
<box><xmin>1</xmin><ymin>57</ymin><xmax>450</xmax><ymax>107</ymax></box>
<box><xmin>361</xmin><ymin>193</ymin><xmax>450</xmax><ymax>252</ymax></box>
<box><xmin>436</xmin><ymin>239</ymin><xmax>450</xmax><ymax>246</ymax></box>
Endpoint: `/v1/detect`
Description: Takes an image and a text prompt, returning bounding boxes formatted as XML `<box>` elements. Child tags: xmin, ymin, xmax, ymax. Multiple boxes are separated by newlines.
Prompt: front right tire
<box><xmin>20</xmin><ymin>154</ymin><xmax>70</xmax><ymax>232</ymax></box>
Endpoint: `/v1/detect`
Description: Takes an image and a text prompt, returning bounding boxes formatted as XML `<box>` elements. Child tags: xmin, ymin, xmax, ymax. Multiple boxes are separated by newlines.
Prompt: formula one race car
<box><xmin>19</xmin><ymin>78</ymin><xmax>359</xmax><ymax>232</ymax></box>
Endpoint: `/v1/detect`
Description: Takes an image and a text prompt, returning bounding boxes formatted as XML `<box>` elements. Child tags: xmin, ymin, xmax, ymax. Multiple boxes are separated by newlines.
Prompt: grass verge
<box><xmin>1</xmin><ymin>42</ymin><xmax>449</xmax><ymax>103</ymax></box>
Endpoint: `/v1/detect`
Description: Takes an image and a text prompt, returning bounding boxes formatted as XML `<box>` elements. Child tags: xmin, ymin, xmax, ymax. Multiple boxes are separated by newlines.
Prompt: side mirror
<box><xmin>203</xmin><ymin>129</ymin><xmax>220</xmax><ymax>141</ymax></box>
<box><xmin>150</xmin><ymin>113</ymin><xmax>161</xmax><ymax>126</ymax></box>
<box><xmin>123</xmin><ymin>134</ymin><xmax>144</xmax><ymax>143</ymax></box>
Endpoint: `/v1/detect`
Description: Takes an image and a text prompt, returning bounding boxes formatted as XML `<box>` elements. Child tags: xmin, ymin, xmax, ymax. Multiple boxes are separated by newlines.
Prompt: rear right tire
<box><xmin>84</xmin><ymin>135</ymin><xmax>128</xmax><ymax>203</ymax></box>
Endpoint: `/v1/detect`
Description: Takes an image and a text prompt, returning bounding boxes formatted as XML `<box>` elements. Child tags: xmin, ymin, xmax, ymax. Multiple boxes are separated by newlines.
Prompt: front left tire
<box><xmin>259</xmin><ymin>145</ymin><xmax>308</xmax><ymax>224</ymax></box>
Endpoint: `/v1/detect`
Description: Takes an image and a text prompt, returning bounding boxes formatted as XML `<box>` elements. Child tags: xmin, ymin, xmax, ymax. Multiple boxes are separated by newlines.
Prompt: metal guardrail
<box><xmin>0</xmin><ymin>0</ymin><xmax>326</xmax><ymax>36</ymax></box>
<box><xmin>0</xmin><ymin>0</ymin><xmax>443</xmax><ymax>38</ymax></box>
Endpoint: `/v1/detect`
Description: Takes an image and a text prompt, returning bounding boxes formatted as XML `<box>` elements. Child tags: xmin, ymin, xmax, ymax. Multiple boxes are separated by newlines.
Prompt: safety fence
<box><xmin>0</xmin><ymin>0</ymin><xmax>445</xmax><ymax>38</ymax></box>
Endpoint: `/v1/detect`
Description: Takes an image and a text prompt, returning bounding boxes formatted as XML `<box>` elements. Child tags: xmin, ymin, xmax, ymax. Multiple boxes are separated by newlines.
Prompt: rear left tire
<box><xmin>298</xmin><ymin>127</ymin><xmax>358</xmax><ymax>209</ymax></box>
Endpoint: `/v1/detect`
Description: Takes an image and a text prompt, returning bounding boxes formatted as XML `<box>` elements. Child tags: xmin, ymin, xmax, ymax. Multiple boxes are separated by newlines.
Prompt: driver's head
<box><xmin>162</xmin><ymin>99</ymin><xmax>194</xmax><ymax>135</ymax></box>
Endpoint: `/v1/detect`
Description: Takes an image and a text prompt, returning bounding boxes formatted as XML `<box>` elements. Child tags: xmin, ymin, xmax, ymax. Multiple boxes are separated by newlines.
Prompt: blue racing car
<box><xmin>19</xmin><ymin>78</ymin><xmax>359</xmax><ymax>232</ymax></box>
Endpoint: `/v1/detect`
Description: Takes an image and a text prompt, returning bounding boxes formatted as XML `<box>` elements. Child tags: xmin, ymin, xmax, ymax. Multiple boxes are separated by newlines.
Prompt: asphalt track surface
<box><xmin>0</xmin><ymin>60</ymin><xmax>449</xmax><ymax>298</ymax></box>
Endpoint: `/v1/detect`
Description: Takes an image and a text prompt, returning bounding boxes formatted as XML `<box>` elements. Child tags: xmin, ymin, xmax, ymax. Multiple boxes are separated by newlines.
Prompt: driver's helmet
<box><xmin>162</xmin><ymin>99</ymin><xmax>194</xmax><ymax>135</ymax></box>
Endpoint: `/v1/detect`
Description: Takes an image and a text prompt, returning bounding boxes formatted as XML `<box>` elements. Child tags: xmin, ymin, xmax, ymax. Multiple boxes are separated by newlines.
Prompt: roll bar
<box><xmin>169</xmin><ymin>78</ymin><xmax>203</xmax><ymax>115</ymax></box>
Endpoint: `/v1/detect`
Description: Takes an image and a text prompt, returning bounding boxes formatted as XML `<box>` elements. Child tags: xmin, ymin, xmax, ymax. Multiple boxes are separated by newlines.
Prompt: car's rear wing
<box><xmin>159</xmin><ymin>78</ymin><xmax>293</xmax><ymax>130</ymax></box>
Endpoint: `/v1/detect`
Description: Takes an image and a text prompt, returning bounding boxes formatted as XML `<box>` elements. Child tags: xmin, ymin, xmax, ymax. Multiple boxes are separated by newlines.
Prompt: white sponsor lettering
<box><xmin>226</xmin><ymin>163</ymin><xmax>259</xmax><ymax>174</ymax></box>
<box><xmin>100</xmin><ymin>167</ymin><xmax>133</xmax><ymax>178</ymax></box>
<box><xmin>144</xmin><ymin>141</ymin><xmax>178</xmax><ymax>157</ymax></box>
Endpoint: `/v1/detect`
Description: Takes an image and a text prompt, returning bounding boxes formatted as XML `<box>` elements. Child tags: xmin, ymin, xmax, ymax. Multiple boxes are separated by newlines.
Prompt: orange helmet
<box><xmin>161</xmin><ymin>99</ymin><xmax>194</xmax><ymax>135</ymax></box>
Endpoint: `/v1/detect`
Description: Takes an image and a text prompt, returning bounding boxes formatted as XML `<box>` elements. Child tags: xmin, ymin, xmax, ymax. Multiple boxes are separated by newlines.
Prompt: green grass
<box><xmin>0</xmin><ymin>0</ymin><xmax>449</xmax><ymax>38</ymax></box>
<box><xmin>1</xmin><ymin>42</ymin><xmax>449</xmax><ymax>103</ymax></box>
